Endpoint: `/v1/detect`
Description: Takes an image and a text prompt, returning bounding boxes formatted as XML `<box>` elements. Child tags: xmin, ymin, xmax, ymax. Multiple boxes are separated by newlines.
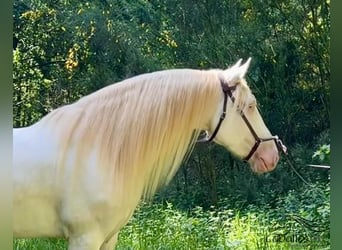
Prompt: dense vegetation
<box><xmin>13</xmin><ymin>0</ymin><xmax>330</xmax><ymax>249</ymax></box>
<box><xmin>15</xmin><ymin>182</ymin><xmax>330</xmax><ymax>249</ymax></box>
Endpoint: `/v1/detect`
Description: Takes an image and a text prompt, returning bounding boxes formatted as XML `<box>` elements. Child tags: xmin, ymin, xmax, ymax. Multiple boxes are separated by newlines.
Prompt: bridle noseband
<box><xmin>199</xmin><ymin>79</ymin><xmax>287</xmax><ymax>162</ymax></box>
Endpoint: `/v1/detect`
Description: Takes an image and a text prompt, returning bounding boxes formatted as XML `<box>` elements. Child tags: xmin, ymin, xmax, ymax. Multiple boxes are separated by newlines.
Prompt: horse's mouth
<box><xmin>250</xmin><ymin>153</ymin><xmax>279</xmax><ymax>174</ymax></box>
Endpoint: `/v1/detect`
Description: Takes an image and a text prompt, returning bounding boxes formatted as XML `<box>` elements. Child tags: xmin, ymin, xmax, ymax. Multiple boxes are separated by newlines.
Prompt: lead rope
<box><xmin>279</xmin><ymin>146</ymin><xmax>330</xmax><ymax>234</ymax></box>
<box><xmin>282</xmin><ymin>152</ymin><xmax>311</xmax><ymax>186</ymax></box>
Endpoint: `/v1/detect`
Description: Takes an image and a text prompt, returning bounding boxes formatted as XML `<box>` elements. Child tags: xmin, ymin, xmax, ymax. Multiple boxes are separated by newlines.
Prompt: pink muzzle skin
<box><xmin>249</xmin><ymin>143</ymin><xmax>280</xmax><ymax>173</ymax></box>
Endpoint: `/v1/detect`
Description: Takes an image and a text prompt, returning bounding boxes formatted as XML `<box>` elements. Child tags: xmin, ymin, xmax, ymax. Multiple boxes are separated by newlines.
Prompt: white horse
<box><xmin>13</xmin><ymin>58</ymin><xmax>280</xmax><ymax>249</ymax></box>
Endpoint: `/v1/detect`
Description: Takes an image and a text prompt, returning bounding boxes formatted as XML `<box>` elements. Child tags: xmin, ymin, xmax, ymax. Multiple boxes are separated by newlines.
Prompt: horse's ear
<box><xmin>225</xmin><ymin>57</ymin><xmax>252</xmax><ymax>83</ymax></box>
<box><xmin>230</xmin><ymin>58</ymin><xmax>243</xmax><ymax>69</ymax></box>
<box><xmin>237</xmin><ymin>57</ymin><xmax>251</xmax><ymax>78</ymax></box>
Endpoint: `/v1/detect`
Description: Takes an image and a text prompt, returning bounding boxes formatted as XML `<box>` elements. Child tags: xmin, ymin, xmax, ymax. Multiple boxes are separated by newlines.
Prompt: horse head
<box><xmin>207</xmin><ymin>58</ymin><xmax>282</xmax><ymax>174</ymax></box>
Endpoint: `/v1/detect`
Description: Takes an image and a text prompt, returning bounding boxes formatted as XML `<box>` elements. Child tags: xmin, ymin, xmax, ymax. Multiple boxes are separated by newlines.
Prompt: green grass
<box><xmin>14</xmin><ymin>238</ymin><xmax>67</xmax><ymax>250</ymax></box>
<box><xmin>115</xmin><ymin>202</ymin><xmax>328</xmax><ymax>250</ymax></box>
<box><xmin>14</xmin><ymin>196</ymin><xmax>329</xmax><ymax>250</ymax></box>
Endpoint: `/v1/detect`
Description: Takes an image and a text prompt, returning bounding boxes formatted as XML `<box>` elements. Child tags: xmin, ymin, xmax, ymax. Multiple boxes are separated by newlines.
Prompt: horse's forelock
<box><xmin>233</xmin><ymin>79</ymin><xmax>251</xmax><ymax>112</ymax></box>
<box><xmin>219</xmin><ymin>66</ymin><xmax>252</xmax><ymax>113</ymax></box>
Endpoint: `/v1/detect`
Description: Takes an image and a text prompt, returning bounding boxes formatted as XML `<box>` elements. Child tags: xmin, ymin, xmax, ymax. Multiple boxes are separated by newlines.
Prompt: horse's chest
<box><xmin>13</xmin><ymin>171</ymin><xmax>62</xmax><ymax>237</ymax></box>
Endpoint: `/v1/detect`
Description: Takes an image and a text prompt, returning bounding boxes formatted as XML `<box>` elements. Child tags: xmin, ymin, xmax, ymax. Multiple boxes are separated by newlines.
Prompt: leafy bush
<box><xmin>117</xmin><ymin>185</ymin><xmax>330</xmax><ymax>249</ymax></box>
<box><xmin>14</xmin><ymin>181</ymin><xmax>329</xmax><ymax>249</ymax></box>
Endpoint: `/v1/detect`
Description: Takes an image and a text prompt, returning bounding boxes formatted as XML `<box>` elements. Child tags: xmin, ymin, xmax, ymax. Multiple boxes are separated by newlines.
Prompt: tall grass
<box><xmin>117</xmin><ymin>199</ymin><xmax>329</xmax><ymax>250</ymax></box>
<box><xmin>14</xmin><ymin>182</ymin><xmax>329</xmax><ymax>250</ymax></box>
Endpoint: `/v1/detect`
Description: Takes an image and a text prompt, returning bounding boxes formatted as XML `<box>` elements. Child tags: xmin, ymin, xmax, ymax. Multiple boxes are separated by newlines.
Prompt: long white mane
<box><xmin>37</xmin><ymin>68</ymin><xmax>250</xmax><ymax>201</ymax></box>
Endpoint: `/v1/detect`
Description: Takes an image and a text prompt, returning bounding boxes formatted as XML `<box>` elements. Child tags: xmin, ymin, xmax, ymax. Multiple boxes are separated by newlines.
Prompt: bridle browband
<box><xmin>199</xmin><ymin>79</ymin><xmax>287</xmax><ymax>162</ymax></box>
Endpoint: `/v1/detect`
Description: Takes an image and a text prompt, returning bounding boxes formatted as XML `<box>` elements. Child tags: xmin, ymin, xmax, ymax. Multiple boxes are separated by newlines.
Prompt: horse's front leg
<box><xmin>100</xmin><ymin>233</ymin><xmax>118</xmax><ymax>250</ymax></box>
<box><xmin>68</xmin><ymin>230</ymin><xmax>105</xmax><ymax>250</ymax></box>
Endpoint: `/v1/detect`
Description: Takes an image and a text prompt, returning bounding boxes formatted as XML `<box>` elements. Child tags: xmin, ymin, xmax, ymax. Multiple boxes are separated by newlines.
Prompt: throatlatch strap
<box><xmin>200</xmin><ymin>80</ymin><xmax>236</xmax><ymax>143</ymax></box>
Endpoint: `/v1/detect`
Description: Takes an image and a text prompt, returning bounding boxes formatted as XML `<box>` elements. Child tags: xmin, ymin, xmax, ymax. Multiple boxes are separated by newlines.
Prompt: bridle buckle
<box><xmin>275</xmin><ymin>137</ymin><xmax>288</xmax><ymax>155</ymax></box>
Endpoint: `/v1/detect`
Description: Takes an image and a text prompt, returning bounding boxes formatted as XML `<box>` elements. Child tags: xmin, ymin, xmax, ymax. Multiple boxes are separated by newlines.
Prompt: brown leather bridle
<box><xmin>199</xmin><ymin>79</ymin><xmax>287</xmax><ymax>162</ymax></box>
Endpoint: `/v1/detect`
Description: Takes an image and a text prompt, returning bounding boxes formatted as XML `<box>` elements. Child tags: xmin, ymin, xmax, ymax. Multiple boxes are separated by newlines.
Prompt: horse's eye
<box><xmin>248</xmin><ymin>101</ymin><xmax>256</xmax><ymax>110</ymax></box>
